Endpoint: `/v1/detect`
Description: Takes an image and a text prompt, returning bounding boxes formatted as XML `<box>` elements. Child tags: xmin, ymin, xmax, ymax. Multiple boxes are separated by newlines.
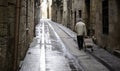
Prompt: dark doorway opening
<box><xmin>116</xmin><ymin>0</ymin><xmax>120</xmax><ymax>50</ymax></box>
<box><xmin>85</xmin><ymin>0</ymin><xmax>90</xmax><ymax>36</ymax></box>
<box><xmin>85</xmin><ymin>0</ymin><xmax>90</xmax><ymax>16</ymax></box>
<box><xmin>102</xmin><ymin>0</ymin><xmax>109</xmax><ymax>35</ymax></box>
<box><xmin>79</xmin><ymin>10</ymin><xmax>82</xmax><ymax>18</ymax></box>
<box><xmin>74</xmin><ymin>11</ymin><xmax>76</xmax><ymax>25</ymax></box>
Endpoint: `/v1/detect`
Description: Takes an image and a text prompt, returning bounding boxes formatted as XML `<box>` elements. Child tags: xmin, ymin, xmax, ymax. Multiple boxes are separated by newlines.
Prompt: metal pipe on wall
<box><xmin>13</xmin><ymin>0</ymin><xmax>20</xmax><ymax>71</ymax></box>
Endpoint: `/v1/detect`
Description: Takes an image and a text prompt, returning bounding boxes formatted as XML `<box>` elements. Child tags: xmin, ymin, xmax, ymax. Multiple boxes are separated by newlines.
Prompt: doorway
<box><xmin>85</xmin><ymin>0</ymin><xmax>90</xmax><ymax>36</ymax></box>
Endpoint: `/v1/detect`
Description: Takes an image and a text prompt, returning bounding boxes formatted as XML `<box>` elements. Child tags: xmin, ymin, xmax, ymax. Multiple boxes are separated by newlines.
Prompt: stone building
<box><xmin>88</xmin><ymin>0</ymin><xmax>120</xmax><ymax>52</ymax></box>
<box><xmin>70</xmin><ymin>0</ymin><xmax>84</xmax><ymax>30</ymax></box>
<box><xmin>41</xmin><ymin>0</ymin><xmax>48</xmax><ymax>18</ymax></box>
<box><xmin>0</xmin><ymin>0</ymin><xmax>40</xmax><ymax>71</ymax></box>
<box><xmin>51</xmin><ymin>0</ymin><xmax>63</xmax><ymax>23</ymax></box>
<box><xmin>47</xmin><ymin>0</ymin><xmax>52</xmax><ymax>19</ymax></box>
<box><xmin>51</xmin><ymin>0</ymin><xmax>85</xmax><ymax>30</ymax></box>
<box><xmin>51</xmin><ymin>0</ymin><xmax>120</xmax><ymax>53</ymax></box>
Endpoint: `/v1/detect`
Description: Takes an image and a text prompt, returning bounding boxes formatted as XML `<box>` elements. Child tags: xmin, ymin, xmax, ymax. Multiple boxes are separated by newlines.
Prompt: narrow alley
<box><xmin>19</xmin><ymin>19</ymin><xmax>109</xmax><ymax>71</ymax></box>
<box><xmin>0</xmin><ymin>0</ymin><xmax>120</xmax><ymax>71</ymax></box>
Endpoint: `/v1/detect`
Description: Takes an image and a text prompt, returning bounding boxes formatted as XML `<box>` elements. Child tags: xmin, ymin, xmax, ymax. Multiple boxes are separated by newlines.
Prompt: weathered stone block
<box><xmin>0</xmin><ymin>44</ymin><xmax>7</xmax><ymax>71</ymax></box>
<box><xmin>0</xmin><ymin>24</ymin><xmax>8</xmax><ymax>37</ymax></box>
<box><xmin>0</xmin><ymin>7</ymin><xmax>4</xmax><ymax>22</ymax></box>
<box><xmin>8</xmin><ymin>0</ymin><xmax>16</xmax><ymax>4</ymax></box>
<box><xmin>0</xmin><ymin>0</ymin><xmax>4</xmax><ymax>5</ymax></box>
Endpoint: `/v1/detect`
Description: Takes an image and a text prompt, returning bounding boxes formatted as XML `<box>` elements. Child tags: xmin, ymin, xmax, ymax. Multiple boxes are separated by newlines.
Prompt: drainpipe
<box><xmin>13</xmin><ymin>0</ymin><xmax>20</xmax><ymax>71</ymax></box>
<box><xmin>34</xmin><ymin>1</ymin><xmax>36</xmax><ymax>37</ymax></box>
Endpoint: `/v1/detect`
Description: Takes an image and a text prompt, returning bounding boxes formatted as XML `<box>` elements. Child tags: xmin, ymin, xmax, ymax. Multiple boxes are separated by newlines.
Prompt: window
<box><xmin>102</xmin><ymin>0</ymin><xmax>109</xmax><ymax>35</ymax></box>
<box><xmin>85</xmin><ymin>0</ymin><xmax>90</xmax><ymax>13</ymax></box>
<box><xmin>79</xmin><ymin>10</ymin><xmax>82</xmax><ymax>18</ymax></box>
<box><xmin>74</xmin><ymin>11</ymin><xmax>76</xmax><ymax>25</ymax></box>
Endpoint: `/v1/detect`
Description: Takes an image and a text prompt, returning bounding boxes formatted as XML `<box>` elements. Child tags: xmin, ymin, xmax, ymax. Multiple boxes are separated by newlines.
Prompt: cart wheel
<box><xmin>91</xmin><ymin>48</ymin><xmax>94</xmax><ymax>52</ymax></box>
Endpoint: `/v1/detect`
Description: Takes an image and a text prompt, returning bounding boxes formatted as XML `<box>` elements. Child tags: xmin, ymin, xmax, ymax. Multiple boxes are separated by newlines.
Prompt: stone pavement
<box><xmin>50</xmin><ymin>20</ymin><xmax>120</xmax><ymax>71</ymax></box>
<box><xmin>19</xmin><ymin>19</ymin><xmax>111</xmax><ymax>71</ymax></box>
<box><xmin>19</xmin><ymin>43</ymin><xmax>41</xmax><ymax>71</ymax></box>
<box><xmin>19</xmin><ymin>19</ymin><xmax>81</xmax><ymax>71</ymax></box>
<box><xmin>49</xmin><ymin>20</ymin><xmax>109</xmax><ymax>71</ymax></box>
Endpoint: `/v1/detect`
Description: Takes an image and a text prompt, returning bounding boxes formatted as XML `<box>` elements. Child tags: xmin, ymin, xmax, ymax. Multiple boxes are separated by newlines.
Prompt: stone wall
<box><xmin>90</xmin><ymin>0</ymin><xmax>120</xmax><ymax>52</ymax></box>
<box><xmin>51</xmin><ymin>0</ymin><xmax>120</xmax><ymax>52</ymax></box>
<box><xmin>0</xmin><ymin>0</ymin><xmax>37</xmax><ymax>71</ymax></box>
<box><xmin>62</xmin><ymin>0</ymin><xmax>68</xmax><ymax>26</ymax></box>
<box><xmin>18</xmin><ymin>0</ymin><xmax>35</xmax><ymax>68</ymax></box>
<box><xmin>51</xmin><ymin>0</ymin><xmax>63</xmax><ymax>23</ymax></box>
<box><xmin>72</xmin><ymin>0</ymin><xmax>84</xmax><ymax>30</ymax></box>
<box><xmin>88</xmin><ymin>0</ymin><xmax>103</xmax><ymax>45</ymax></box>
<box><xmin>47</xmin><ymin>0</ymin><xmax>52</xmax><ymax>19</ymax></box>
<box><xmin>108</xmin><ymin>0</ymin><xmax>120</xmax><ymax>51</ymax></box>
<box><xmin>51</xmin><ymin>1</ymin><xmax>57</xmax><ymax>22</ymax></box>
<box><xmin>0</xmin><ymin>0</ymin><xmax>16</xmax><ymax>71</ymax></box>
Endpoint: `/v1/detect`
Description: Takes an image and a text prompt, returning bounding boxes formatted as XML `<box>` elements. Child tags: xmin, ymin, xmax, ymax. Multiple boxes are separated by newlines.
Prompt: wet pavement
<box><xmin>19</xmin><ymin>19</ymin><xmax>110</xmax><ymax>71</ymax></box>
<box><xmin>49</xmin><ymin>20</ymin><xmax>109</xmax><ymax>71</ymax></box>
<box><xmin>50</xmin><ymin>20</ymin><xmax>120</xmax><ymax>71</ymax></box>
<box><xmin>19</xmin><ymin>19</ymin><xmax>82</xmax><ymax>71</ymax></box>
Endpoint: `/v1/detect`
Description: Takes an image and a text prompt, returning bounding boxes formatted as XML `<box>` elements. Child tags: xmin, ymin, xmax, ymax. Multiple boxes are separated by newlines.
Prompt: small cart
<box><xmin>84</xmin><ymin>37</ymin><xmax>94</xmax><ymax>52</ymax></box>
